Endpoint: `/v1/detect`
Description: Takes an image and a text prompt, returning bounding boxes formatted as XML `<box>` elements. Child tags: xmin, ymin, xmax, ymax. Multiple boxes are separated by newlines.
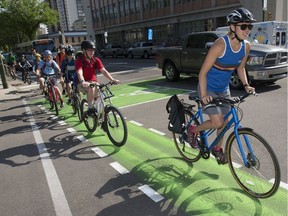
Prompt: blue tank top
<box><xmin>206</xmin><ymin>35</ymin><xmax>246</xmax><ymax>92</ymax></box>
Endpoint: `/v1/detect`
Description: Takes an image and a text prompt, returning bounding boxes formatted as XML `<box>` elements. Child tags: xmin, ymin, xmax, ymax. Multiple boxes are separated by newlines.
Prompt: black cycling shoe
<box><xmin>212</xmin><ymin>147</ymin><xmax>227</xmax><ymax>165</ymax></box>
<box><xmin>86</xmin><ymin>108</ymin><xmax>95</xmax><ymax>117</ymax></box>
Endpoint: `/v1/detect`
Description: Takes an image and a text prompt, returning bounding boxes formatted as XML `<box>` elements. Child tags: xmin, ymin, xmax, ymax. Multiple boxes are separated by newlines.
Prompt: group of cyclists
<box><xmin>34</xmin><ymin>40</ymin><xmax>119</xmax><ymax>110</ymax></box>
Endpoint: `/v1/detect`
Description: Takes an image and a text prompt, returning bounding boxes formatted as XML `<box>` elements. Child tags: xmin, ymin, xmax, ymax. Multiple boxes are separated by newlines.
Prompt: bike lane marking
<box><xmin>23</xmin><ymin>99</ymin><xmax>72</xmax><ymax>216</ymax></box>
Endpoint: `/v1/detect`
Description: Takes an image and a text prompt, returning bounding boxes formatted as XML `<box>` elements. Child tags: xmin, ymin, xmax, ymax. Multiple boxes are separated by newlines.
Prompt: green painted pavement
<box><xmin>31</xmin><ymin>79</ymin><xmax>288</xmax><ymax>216</ymax></box>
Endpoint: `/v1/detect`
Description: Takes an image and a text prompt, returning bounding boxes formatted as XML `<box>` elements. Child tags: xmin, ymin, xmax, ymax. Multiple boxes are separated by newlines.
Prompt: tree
<box><xmin>0</xmin><ymin>0</ymin><xmax>59</xmax><ymax>50</ymax></box>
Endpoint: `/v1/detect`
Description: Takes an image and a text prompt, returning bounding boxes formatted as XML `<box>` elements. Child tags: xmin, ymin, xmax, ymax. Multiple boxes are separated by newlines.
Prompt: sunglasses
<box><xmin>236</xmin><ymin>24</ymin><xmax>253</xmax><ymax>30</ymax></box>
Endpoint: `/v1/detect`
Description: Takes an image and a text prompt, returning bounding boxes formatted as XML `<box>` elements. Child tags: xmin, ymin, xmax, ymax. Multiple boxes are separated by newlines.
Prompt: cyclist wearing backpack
<box><xmin>188</xmin><ymin>8</ymin><xmax>255</xmax><ymax>164</ymax></box>
<box><xmin>56</xmin><ymin>44</ymin><xmax>66</xmax><ymax>95</ymax></box>
<box><xmin>61</xmin><ymin>44</ymin><xmax>76</xmax><ymax>105</ymax></box>
<box><xmin>75</xmin><ymin>40</ymin><xmax>120</xmax><ymax>116</ymax></box>
<box><xmin>36</xmin><ymin>50</ymin><xmax>64</xmax><ymax>108</ymax></box>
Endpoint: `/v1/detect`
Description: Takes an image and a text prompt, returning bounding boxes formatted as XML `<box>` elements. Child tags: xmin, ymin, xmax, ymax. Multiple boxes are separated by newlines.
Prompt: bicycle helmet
<box><xmin>227</xmin><ymin>8</ymin><xmax>256</xmax><ymax>24</ymax></box>
<box><xmin>44</xmin><ymin>50</ymin><xmax>52</xmax><ymax>56</ymax></box>
<box><xmin>65</xmin><ymin>44</ymin><xmax>74</xmax><ymax>55</ymax></box>
<box><xmin>59</xmin><ymin>44</ymin><xmax>65</xmax><ymax>50</ymax></box>
<box><xmin>81</xmin><ymin>40</ymin><xmax>95</xmax><ymax>50</ymax></box>
<box><xmin>75</xmin><ymin>50</ymin><xmax>83</xmax><ymax>59</ymax></box>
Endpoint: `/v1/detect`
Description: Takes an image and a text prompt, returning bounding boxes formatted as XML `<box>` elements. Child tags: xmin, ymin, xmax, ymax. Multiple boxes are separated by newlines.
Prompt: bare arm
<box><xmin>237</xmin><ymin>42</ymin><xmax>255</xmax><ymax>93</ymax></box>
<box><xmin>99</xmin><ymin>68</ymin><xmax>120</xmax><ymax>84</ymax></box>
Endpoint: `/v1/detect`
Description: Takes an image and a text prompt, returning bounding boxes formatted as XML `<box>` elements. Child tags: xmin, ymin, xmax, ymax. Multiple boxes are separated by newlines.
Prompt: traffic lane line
<box><xmin>23</xmin><ymin>99</ymin><xmax>72</xmax><ymax>216</ymax></box>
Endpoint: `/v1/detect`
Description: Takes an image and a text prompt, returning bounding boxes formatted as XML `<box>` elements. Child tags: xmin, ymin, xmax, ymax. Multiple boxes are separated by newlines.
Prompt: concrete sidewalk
<box><xmin>0</xmin><ymin>78</ymin><xmax>21</xmax><ymax>101</ymax></box>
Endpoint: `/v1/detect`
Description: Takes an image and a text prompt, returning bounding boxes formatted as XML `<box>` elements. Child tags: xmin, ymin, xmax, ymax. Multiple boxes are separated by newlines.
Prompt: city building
<box><xmin>45</xmin><ymin>0</ymin><xmax>86</xmax><ymax>32</ymax></box>
<box><xmin>83</xmin><ymin>0</ymin><xmax>287</xmax><ymax>50</ymax></box>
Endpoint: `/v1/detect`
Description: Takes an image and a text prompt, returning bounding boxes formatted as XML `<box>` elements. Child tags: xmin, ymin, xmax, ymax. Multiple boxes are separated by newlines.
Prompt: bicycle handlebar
<box><xmin>189</xmin><ymin>92</ymin><xmax>258</xmax><ymax>106</ymax></box>
<box><xmin>89</xmin><ymin>81</ymin><xmax>117</xmax><ymax>88</ymax></box>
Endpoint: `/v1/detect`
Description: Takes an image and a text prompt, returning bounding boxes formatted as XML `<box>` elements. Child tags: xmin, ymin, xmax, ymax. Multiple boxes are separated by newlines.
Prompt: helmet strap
<box><xmin>230</xmin><ymin>25</ymin><xmax>243</xmax><ymax>42</ymax></box>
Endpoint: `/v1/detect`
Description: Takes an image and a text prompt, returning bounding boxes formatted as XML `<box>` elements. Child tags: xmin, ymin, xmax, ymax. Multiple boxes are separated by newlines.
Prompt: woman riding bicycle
<box><xmin>188</xmin><ymin>8</ymin><xmax>256</xmax><ymax>164</ymax></box>
<box><xmin>36</xmin><ymin>50</ymin><xmax>64</xmax><ymax>108</ymax></box>
<box><xmin>75</xmin><ymin>40</ymin><xmax>120</xmax><ymax>116</ymax></box>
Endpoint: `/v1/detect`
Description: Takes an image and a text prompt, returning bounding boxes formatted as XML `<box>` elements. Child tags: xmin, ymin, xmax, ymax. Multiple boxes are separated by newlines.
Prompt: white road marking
<box><xmin>91</xmin><ymin>147</ymin><xmax>108</xmax><ymax>157</ymax></box>
<box><xmin>138</xmin><ymin>184</ymin><xmax>164</xmax><ymax>202</ymax></box>
<box><xmin>67</xmin><ymin>128</ymin><xmax>76</xmax><ymax>133</ymax></box>
<box><xmin>110</xmin><ymin>162</ymin><xmax>129</xmax><ymax>174</ymax></box>
<box><xmin>76</xmin><ymin>135</ymin><xmax>87</xmax><ymax>142</ymax></box>
<box><xmin>58</xmin><ymin>120</ymin><xmax>67</xmax><ymax>126</ymax></box>
<box><xmin>129</xmin><ymin>120</ymin><xmax>143</xmax><ymax>126</ymax></box>
<box><xmin>22</xmin><ymin>99</ymin><xmax>72</xmax><ymax>216</ymax></box>
<box><xmin>148</xmin><ymin>128</ymin><xmax>166</xmax><ymax>136</ymax></box>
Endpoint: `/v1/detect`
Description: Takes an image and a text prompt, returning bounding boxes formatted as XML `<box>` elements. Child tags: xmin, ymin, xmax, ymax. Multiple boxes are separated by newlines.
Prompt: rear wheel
<box><xmin>226</xmin><ymin>129</ymin><xmax>280</xmax><ymax>198</ymax></box>
<box><xmin>104</xmin><ymin>106</ymin><xmax>127</xmax><ymax>147</ymax></box>
<box><xmin>173</xmin><ymin>109</ymin><xmax>202</xmax><ymax>162</ymax></box>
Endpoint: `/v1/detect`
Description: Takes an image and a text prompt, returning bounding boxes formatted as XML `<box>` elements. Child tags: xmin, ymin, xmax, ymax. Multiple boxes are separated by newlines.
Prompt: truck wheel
<box><xmin>101</xmin><ymin>52</ymin><xmax>105</xmax><ymax>58</ymax></box>
<box><xmin>164</xmin><ymin>62</ymin><xmax>180</xmax><ymax>82</ymax></box>
<box><xmin>143</xmin><ymin>51</ymin><xmax>149</xmax><ymax>59</ymax></box>
<box><xmin>230</xmin><ymin>71</ymin><xmax>242</xmax><ymax>89</ymax></box>
<box><xmin>112</xmin><ymin>52</ymin><xmax>117</xmax><ymax>58</ymax></box>
<box><xmin>128</xmin><ymin>52</ymin><xmax>133</xmax><ymax>59</ymax></box>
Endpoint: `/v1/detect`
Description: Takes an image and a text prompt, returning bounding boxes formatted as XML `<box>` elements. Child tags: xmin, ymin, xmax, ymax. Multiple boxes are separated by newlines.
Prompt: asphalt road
<box><xmin>0</xmin><ymin>58</ymin><xmax>287</xmax><ymax>215</ymax></box>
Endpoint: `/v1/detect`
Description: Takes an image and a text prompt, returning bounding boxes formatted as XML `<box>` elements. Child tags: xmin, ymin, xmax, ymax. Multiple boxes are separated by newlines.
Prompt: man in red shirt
<box><xmin>75</xmin><ymin>40</ymin><xmax>120</xmax><ymax>115</ymax></box>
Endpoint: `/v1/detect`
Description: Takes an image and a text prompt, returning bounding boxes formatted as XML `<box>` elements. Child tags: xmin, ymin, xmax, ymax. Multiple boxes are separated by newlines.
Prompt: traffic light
<box><xmin>267</xmin><ymin>11</ymin><xmax>272</xmax><ymax>21</ymax></box>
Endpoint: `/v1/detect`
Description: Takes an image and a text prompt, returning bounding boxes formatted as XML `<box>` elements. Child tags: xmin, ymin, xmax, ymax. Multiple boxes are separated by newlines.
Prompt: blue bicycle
<box><xmin>173</xmin><ymin>93</ymin><xmax>280</xmax><ymax>198</ymax></box>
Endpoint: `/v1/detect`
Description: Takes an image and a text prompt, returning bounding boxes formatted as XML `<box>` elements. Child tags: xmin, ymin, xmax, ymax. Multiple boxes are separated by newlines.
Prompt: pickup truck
<box><xmin>127</xmin><ymin>42</ymin><xmax>157</xmax><ymax>59</ymax></box>
<box><xmin>100</xmin><ymin>44</ymin><xmax>127</xmax><ymax>58</ymax></box>
<box><xmin>156</xmin><ymin>31</ymin><xmax>288</xmax><ymax>89</ymax></box>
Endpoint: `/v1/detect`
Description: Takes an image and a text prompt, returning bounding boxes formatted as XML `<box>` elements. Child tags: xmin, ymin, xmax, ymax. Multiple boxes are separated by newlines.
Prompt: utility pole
<box><xmin>0</xmin><ymin>54</ymin><xmax>9</xmax><ymax>89</ymax></box>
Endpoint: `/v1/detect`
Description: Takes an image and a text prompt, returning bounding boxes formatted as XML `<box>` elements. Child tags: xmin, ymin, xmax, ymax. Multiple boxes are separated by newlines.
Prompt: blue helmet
<box><xmin>44</xmin><ymin>50</ymin><xmax>52</xmax><ymax>56</ymax></box>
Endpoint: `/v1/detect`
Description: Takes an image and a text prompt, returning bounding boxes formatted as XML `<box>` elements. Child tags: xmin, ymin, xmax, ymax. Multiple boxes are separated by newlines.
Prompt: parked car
<box><xmin>100</xmin><ymin>44</ymin><xmax>127</xmax><ymax>58</ymax></box>
<box><xmin>156</xmin><ymin>31</ymin><xmax>288</xmax><ymax>89</ymax></box>
<box><xmin>127</xmin><ymin>42</ymin><xmax>158</xmax><ymax>59</ymax></box>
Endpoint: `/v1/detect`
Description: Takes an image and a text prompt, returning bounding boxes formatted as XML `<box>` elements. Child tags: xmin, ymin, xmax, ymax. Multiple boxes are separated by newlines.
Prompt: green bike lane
<box><xmin>33</xmin><ymin>78</ymin><xmax>287</xmax><ymax>216</ymax></box>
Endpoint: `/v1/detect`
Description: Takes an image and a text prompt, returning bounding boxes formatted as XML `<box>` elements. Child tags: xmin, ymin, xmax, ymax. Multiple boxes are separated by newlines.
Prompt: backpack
<box><xmin>41</xmin><ymin>61</ymin><xmax>55</xmax><ymax>72</ymax></box>
<box><xmin>166</xmin><ymin>94</ymin><xmax>185</xmax><ymax>134</ymax></box>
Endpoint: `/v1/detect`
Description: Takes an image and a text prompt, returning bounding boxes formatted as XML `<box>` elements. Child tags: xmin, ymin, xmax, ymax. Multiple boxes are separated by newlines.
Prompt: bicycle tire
<box><xmin>26</xmin><ymin>72</ymin><xmax>31</xmax><ymax>85</ymax></box>
<box><xmin>11</xmin><ymin>69</ymin><xmax>16</xmax><ymax>80</ymax></box>
<box><xmin>226</xmin><ymin>128</ymin><xmax>280</xmax><ymax>198</ymax></box>
<box><xmin>71</xmin><ymin>94</ymin><xmax>79</xmax><ymax>115</ymax></box>
<box><xmin>104</xmin><ymin>106</ymin><xmax>128</xmax><ymax>147</ymax></box>
<box><xmin>81</xmin><ymin>99</ymin><xmax>98</xmax><ymax>132</ymax></box>
<box><xmin>79</xmin><ymin>98</ymin><xmax>88</xmax><ymax>123</ymax></box>
<box><xmin>51</xmin><ymin>87</ymin><xmax>59</xmax><ymax>116</ymax></box>
<box><xmin>173</xmin><ymin>109</ymin><xmax>202</xmax><ymax>162</ymax></box>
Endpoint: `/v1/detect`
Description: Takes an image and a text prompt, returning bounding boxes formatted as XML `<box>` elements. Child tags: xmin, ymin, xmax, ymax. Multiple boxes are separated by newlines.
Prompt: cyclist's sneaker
<box><xmin>67</xmin><ymin>99</ymin><xmax>71</xmax><ymax>105</ymax></box>
<box><xmin>62</xmin><ymin>90</ymin><xmax>66</xmax><ymax>95</ymax></box>
<box><xmin>212</xmin><ymin>147</ymin><xmax>227</xmax><ymax>164</ymax></box>
<box><xmin>60</xmin><ymin>101</ymin><xmax>64</xmax><ymax>108</ymax></box>
<box><xmin>86</xmin><ymin>108</ymin><xmax>95</xmax><ymax>117</ymax></box>
<box><xmin>187</xmin><ymin>125</ymin><xmax>198</xmax><ymax>148</ymax></box>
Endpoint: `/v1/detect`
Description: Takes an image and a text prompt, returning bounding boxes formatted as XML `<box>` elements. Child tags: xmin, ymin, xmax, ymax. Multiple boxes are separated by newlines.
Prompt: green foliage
<box><xmin>0</xmin><ymin>0</ymin><xmax>59</xmax><ymax>50</ymax></box>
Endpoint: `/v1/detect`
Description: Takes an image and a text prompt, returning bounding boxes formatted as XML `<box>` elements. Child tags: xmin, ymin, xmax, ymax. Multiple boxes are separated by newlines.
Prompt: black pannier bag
<box><xmin>166</xmin><ymin>94</ymin><xmax>185</xmax><ymax>134</ymax></box>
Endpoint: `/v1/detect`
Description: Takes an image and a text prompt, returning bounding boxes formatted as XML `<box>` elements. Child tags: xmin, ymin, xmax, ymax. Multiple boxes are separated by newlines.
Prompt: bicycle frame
<box><xmin>190</xmin><ymin>102</ymin><xmax>256</xmax><ymax>167</ymax></box>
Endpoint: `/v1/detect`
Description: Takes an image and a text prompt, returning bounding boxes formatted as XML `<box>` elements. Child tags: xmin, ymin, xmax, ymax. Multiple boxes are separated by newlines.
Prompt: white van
<box><xmin>216</xmin><ymin>21</ymin><xmax>288</xmax><ymax>48</ymax></box>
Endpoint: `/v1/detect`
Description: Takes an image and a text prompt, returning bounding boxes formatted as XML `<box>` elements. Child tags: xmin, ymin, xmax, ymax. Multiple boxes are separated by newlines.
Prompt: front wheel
<box><xmin>104</xmin><ymin>106</ymin><xmax>128</xmax><ymax>147</ymax></box>
<box><xmin>173</xmin><ymin>109</ymin><xmax>203</xmax><ymax>162</ymax></box>
<box><xmin>81</xmin><ymin>99</ymin><xmax>98</xmax><ymax>132</ymax></box>
<box><xmin>51</xmin><ymin>87</ymin><xmax>59</xmax><ymax>116</ymax></box>
<box><xmin>226</xmin><ymin>129</ymin><xmax>280</xmax><ymax>198</ymax></box>
<box><xmin>26</xmin><ymin>72</ymin><xmax>31</xmax><ymax>85</ymax></box>
<box><xmin>163</xmin><ymin>62</ymin><xmax>180</xmax><ymax>82</ymax></box>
